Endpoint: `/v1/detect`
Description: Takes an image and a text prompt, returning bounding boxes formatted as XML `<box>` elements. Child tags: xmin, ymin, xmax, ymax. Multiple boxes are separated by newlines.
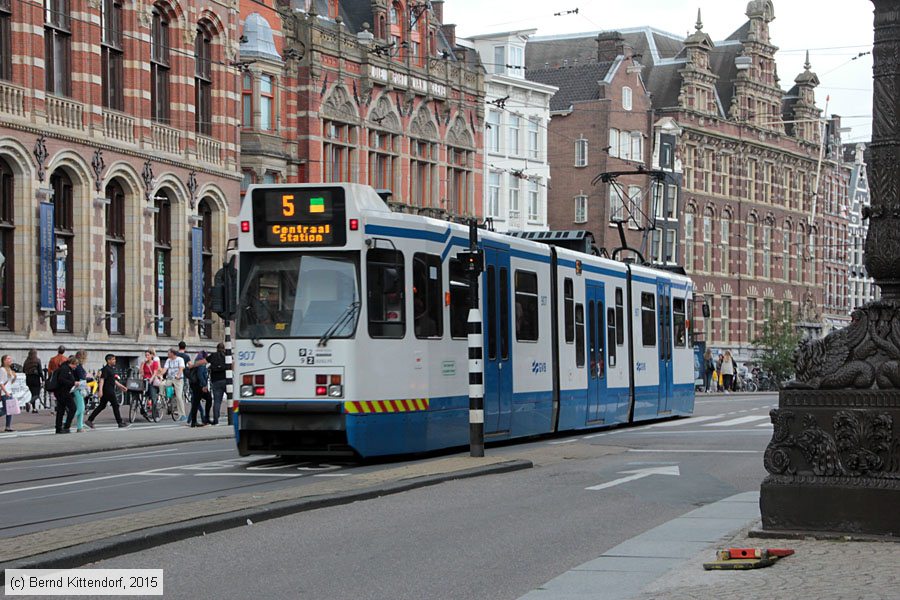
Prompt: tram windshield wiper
<box><xmin>318</xmin><ymin>301</ymin><xmax>361</xmax><ymax>347</ymax></box>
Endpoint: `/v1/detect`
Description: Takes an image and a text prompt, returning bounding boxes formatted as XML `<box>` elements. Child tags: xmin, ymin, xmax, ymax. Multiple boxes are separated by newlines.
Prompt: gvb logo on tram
<box><xmin>223</xmin><ymin>183</ymin><xmax>697</xmax><ymax>458</ymax></box>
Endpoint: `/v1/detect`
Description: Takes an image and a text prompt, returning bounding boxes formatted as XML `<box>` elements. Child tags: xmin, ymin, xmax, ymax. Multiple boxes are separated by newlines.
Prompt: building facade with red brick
<box><xmin>240</xmin><ymin>0</ymin><xmax>484</xmax><ymax>220</ymax></box>
<box><xmin>0</xmin><ymin>0</ymin><xmax>241</xmax><ymax>365</ymax></box>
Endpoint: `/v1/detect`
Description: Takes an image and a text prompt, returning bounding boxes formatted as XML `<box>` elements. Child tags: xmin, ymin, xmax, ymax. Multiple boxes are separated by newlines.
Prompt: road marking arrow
<box><xmin>585</xmin><ymin>465</ymin><xmax>680</xmax><ymax>491</ymax></box>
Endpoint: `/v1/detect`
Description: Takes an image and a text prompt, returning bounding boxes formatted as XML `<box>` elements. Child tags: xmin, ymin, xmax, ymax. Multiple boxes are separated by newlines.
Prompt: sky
<box><xmin>446</xmin><ymin>0</ymin><xmax>874</xmax><ymax>143</ymax></box>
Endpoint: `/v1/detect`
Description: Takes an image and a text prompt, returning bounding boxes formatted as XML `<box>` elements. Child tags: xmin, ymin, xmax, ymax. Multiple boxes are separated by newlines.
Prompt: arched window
<box><xmin>50</xmin><ymin>169</ymin><xmax>73</xmax><ymax>333</ymax></box>
<box><xmin>746</xmin><ymin>215</ymin><xmax>757</xmax><ymax>277</ymax></box>
<box><xmin>154</xmin><ymin>190</ymin><xmax>172</xmax><ymax>336</ymax></box>
<box><xmin>151</xmin><ymin>4</ymin><xmax>170</xmax><ymax>123</ymax></box>
<box><xmin>702</xmin><ymin>207</ymin><xmax>713</xmax><ymax>273</ymax></box>
<box><xmin>45</xmin><ymin>0</ymin><xmax>71</xmax><ymax>96</ymax></box>
<box><xmin>719</xmin><ymin>212</ymin><xmax>730</xmax><ymax>276</ymax></box>
<box><xmin>683</xmin><ymin>208</ymin><xmax>694</xmax><ymax>272</ymax></box>
<box><xmin>198</xmin><ymin>198</ymin><xmax>214</xmax><ymax>338</ymax></box>
<box><xmin>0</xmin><ymin>158</ymin><xmax>12</xmax><ymax>330</ymax></box>
<box><xmin>105</xmin><ymin>180</ymin><xmax>126</xmax><ymax>335</ymax></box>
<box><xmin>195</xmin><ymin>22</ymin><xmax>213</xmax><ymax>135</ymax></box>
<box><xmin>388</xmin><ymin>1</ymin><xmax>403</xmax><ymax>55</ymax></box>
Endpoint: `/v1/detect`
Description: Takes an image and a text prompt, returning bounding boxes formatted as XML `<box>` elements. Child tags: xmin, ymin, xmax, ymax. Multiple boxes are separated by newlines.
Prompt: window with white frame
<box><xmin>763</xmin><ymin>222</ymin><xmax>773</xmax><ymax>278</ymax></box>
<box><xmin>684</xmin><ymin>211</ymin><xmax>694</xmax><ymax>271</ymax></box>
<box><xmin>609</xmin><ymin>186</ymin><xmax>624</xmax><ymax>222</ymax></box>
<box><xmin>746</xmin><ymin>218</ymin><xmax>756</xmax><ymax>276</ymax></box>
<box><xmin>666</xmin><ymin>184</ymin><xmax>677</xmax><ymax>219</ymax></box>
<box><xmin>630</xmin><ymin>132</ymin><xmax>642</xmax><ymax>162</ymax></box>
<box><xmin>652</xmin><ymin>181</ymin><xmax>663</xmax><ymax>218</ymax></box>
<box><xmin>575</xmin><ymin>194</ymin><xmax>587</xmax><ymax>223</ymax></box>
<box><xmin>575</xmin><ymin>138</ymin><xmax>588</xmax><ymax>167</ymax></box>
<box><xmin>721</xmin><ymin>296</ymin><xmax>731</xmax><ymax>344</ymax></box>
<box><xmin>627</xmin><ymin>185</ymin><xmax>641</xmax><ymax>228</ymax></box>
<box><xmin>487</xmin><ymin>171</ymin><xmax>501</xmax><ymax>217</ymax></box>
<box><xmin>528</xmin><ymin>118</ymin><xmax>539</xmax><ymax>159</ymax></box>
<box><xmin>528</xmin><ymin>179</ymin><xmax>539</xmax><ymax>222</ymax></box>
<box><xmin>609</xmin><ymin>129</ymin><xmax>619</xmax><ymax>158</ymax></box>
<box><xmin>702</xmin><ymin>209</ymin><xmax>713</xmax><ymax>272</ymax></box>
<box><xmin>508</xmin><ymin>114</ymin><xmax>520</xmax><ymax>156</ymax></box>
<box><xmin>509</xmin><ymin>46</ymin><xmax>524</xmax><ymax>76</ymax></box>
<box><xmin>651</xmin><ymin>229</ymin><xmax>661</xmax><ymax>262</ymax></box>
<box><xmin>622</xmin><ymin>86</ymin><xmax>632</xmax><ymax>111</ymax></box>
<box><xmin>618</xmin><ymin>131</ymin><xmax>630</xmax><ymax>159</ymax></box>
<box><xmin>665</xmin><ymin>229</ymin><xmax>676</xmax><ymax>264</ymax></box>
<box><xmin>493</xmin><ymin>45</ymin><xmax>505</xmax><ymax>74</ymax></box>
<box><xmin>487</xmin><ymin>110</ymin><xmax>501</xmax><ymax>153</ymax></box>
<box><xmin>720</xmin><ymin>217</ymin><xmax>730</xmax><ymax>274</ymax></box>
<box><xmin>260</xmin><ymin>74</ymin><xmax>274</xmax><ymax>131</ymax></box>
<box><xmin>747</xmin><ymin>297</ymin><xmax>756</xmax><ymax>342</ymax></box>
<box><xmin>508</xmin><ymin>174</ymin><xmax>520</xmax><ymax>218</ymax></box>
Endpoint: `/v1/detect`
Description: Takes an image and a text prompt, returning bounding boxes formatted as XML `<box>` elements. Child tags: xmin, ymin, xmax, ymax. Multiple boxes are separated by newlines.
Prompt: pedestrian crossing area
<box><xmin>646</xmin><ymin>407</ymin><xmax>775</xmax><ymax>430</ymax></box>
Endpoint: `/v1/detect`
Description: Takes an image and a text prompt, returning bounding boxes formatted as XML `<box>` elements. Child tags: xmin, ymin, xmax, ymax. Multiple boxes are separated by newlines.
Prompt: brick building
<box><xmin>0</xmin><ymin>0</ymin><xmax>241</xmax><ymax>365</ymax></box>
<box><xmin>241</xmin><ymin>0</ymin><xmax>484</xmax><ymax>220</ymax></box>
<box><xmin>526</xmin><ymin>1</ymin><xmax>851</xmax><ymax>360</ymax></box>
<box><xmin>526</xmin><ymin>33</ymin><xmax>655</xmax><ymax>258</ymax></box>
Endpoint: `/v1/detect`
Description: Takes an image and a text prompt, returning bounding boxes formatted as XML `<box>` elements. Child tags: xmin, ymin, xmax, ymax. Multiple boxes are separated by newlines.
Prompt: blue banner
<box><xmin>39</xmin><ymin>202</ymin><xmax>55</xmax><ymax>311</ymax></box>
<box><xmin>191</xmin><ymin>226</ymin><xmax>203</xmax><ymax>320</ymax></box>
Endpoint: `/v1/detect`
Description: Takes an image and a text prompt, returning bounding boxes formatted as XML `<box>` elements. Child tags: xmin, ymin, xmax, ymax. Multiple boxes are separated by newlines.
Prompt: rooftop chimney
<box><xmin>597</xmin><ymin>31</ymin><xmax>627</xmax><ymax>62</ymax></box>
<box><xmin>441</xmin><ymin>23</ymin><xmax>456</xmax><ymax>49</ymax></box>
<box><xmin>431</xmin><ymin>0</ymin><xmax>444</xmax><ymax>24</ymax></box>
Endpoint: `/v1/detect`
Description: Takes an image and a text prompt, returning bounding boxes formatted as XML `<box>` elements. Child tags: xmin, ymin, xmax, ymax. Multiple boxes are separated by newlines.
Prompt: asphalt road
<box><xmin>0</xmin><ymin>440</ymin><xmax>361</xmax><ymax>538</ymax></box>
<box><xmin>81</xmin><ymin>392</ymin><xmax>777</xmax><ymax>600</ymax></box>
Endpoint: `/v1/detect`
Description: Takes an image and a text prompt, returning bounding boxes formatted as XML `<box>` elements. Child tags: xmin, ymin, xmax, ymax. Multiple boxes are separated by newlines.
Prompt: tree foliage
<box><xmin>751</xmin><ymin>309</ymin><xmax>803</xmax><ymax>385</ymax></box>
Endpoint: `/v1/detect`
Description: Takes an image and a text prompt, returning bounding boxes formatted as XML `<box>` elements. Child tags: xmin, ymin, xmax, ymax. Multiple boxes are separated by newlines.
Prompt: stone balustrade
<box><xmin>196</xmin><ymin>134</ymin><xmax>222</xmax><ymax>165</ymax></box>
<box><xmin>46</xmin><ymin>94</ymin><xmax>85</xmax><ymax>130</ymax></box>
<box><xmin>102</xmin><ymin>109</ymin><xmax>136</xmax><ymax>144</ymax></box>
<box><xmin>0</xmin><ymin>80</ymin><xmax>24</xmax><ymax>117</ymax></box>
<box><xmin>152</xmin><ymin>122</ymin><xmax>182</xmax><ymax>155</ymax></box>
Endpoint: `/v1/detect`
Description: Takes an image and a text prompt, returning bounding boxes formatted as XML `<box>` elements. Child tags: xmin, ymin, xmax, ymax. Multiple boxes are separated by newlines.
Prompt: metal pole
<box><xmin>466</xmin><ymin>219</ymin><xmax>484</xmax><ymax>457</ymax></box>
<box><xmin>224</xmin><ymin>320</ymin><xmax>234</xmax><ymax>426</ymax></box>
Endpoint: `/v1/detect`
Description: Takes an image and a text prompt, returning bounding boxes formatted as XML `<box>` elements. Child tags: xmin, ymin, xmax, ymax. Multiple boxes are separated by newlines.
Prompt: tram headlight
<box><xmin>282</xmin><ymin>368</ymin><xmax>296</xmax><ymax>382</ymax></box>
<box><xmin>240</xmin><ymin>385</ymin><xmax>254</xmax><ymax>398</ymax></box>
<box><xmin>328</xmin><ymin>384</ymin><xmax>343</xmax><ymax>398</ymax></box>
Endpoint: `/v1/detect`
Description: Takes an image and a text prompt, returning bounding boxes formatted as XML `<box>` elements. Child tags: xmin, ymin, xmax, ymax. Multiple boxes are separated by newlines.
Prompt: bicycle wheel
<box><xmin>746</xmin><ymin>380</ymin><xmax>758</xmax><ymax>393</ymax></box>
<box><xmin>128</xmin><ymin>393</ymin><xmax>139</xmax><ymax>423</ymax></box>
<box><xmin>169</xmin><ymin>398</ymin><xmax>179</xmax><ymax>421</ymax></box>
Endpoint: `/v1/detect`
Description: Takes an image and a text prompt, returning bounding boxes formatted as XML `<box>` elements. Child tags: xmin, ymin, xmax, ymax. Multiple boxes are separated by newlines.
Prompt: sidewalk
<box><xmin>0</xmin><ymin>404</ymin><xmax>234</xmax><ymax>463</ymax></box>
<box><xmin>520</xmin><ymin>491</ymin><xmax>900</xmax><ymax>600</ymax></box>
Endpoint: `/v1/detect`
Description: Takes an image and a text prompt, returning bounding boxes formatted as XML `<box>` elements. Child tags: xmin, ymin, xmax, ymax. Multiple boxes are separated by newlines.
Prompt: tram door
<box><xmin>657</xmin><ymin>282</ymin><xmax>673</xmax><ymax>413</ymax></box>
<box><xmin>482</xmin><ymin>246</ymin><xmax>512</xmax><ymax>433</ymax></box>
<box><xmin>586</xmin><ymin>281</ymin><xmax>607</xmax><ymax>423</ymax></box>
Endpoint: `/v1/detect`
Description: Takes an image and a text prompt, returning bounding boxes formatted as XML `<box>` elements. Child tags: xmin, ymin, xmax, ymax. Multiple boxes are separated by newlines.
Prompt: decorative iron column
<box><xmin>758</xmin><ymin>0</ymin><xmax>900</xmax><ymax>538</ymax></box>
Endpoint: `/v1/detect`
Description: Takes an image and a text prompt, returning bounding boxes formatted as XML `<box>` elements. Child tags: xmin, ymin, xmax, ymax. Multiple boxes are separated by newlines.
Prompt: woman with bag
<box><xmin>141</xmin><ymin>349</ymin><xmax>161</xmax><ymax>411</ymax></box>
<box><xmin>0</xmin><ymin>354</ymin><xmax>20</xmax><ymax>432</ymax></box>
<box><xmin>22</xmin><ymin>349</ymin><xmax>43</xmax><ymax>414</ymax></box>
<box><xmin>71</xmin><ymin>351</ymin><xmax>90</xmax><ymax>432</ymax></box>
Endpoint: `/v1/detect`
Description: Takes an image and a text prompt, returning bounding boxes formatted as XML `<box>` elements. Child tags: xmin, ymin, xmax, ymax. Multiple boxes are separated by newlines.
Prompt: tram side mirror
<box><xmin>701</xmin><ymin>303</ymin><xmax>710</xmax><ymax>318</ymax></box>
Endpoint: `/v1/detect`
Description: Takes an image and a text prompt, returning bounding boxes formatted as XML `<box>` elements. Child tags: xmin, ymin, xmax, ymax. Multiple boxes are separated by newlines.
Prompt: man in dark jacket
<box><xmin>207</xmin><ymin>343</ymin><xmax>227</xmax><ymax>425</ymax></box>
<box><xmin>187</xmin><ymin>351</ymin><xmax>212</xmax><ymax>427</ymax></box>
<box><xmin>54</xmin><ymin>356</ymin><xmax>77</xmax><ymax>434</ymax></box>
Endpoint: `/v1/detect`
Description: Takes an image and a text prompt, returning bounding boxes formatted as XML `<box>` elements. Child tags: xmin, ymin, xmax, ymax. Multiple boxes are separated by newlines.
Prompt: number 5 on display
<box><xmin>282</xmin><ymin>194</ymin><xmax>295</xmax><ymax>217</ymax></box>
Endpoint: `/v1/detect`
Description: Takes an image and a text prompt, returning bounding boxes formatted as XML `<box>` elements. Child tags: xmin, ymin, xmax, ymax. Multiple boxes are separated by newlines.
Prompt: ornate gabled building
<box><xmin>0</xmin><ymin>0</ymin><xmax>241</xmax><ymax>366</ymax></box>
<box><xmin>247</xmin><ymin>0</ymin><xmax>485</xmax><ymax>219</ymax></box>
<box><xmin>526</xmin><ymin>1</ymin><xmax>851</xmax><ymax>360</ymax></box>
<box><xmin>844</xmin><ymin>142</ymin><xmax>878</xmax><ymax>313</ymax></box>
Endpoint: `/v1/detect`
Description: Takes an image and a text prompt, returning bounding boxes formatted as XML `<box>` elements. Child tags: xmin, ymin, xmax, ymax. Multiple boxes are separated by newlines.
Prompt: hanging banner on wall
<box><xmin>39</xmin><ymin>202</ymin><xmax>56</xmax><ymax>312</ymax></box>
<box><xmin>191</xmin><ymin>226</ymin><xmax>203</xmax><ymax>320</ymax></box>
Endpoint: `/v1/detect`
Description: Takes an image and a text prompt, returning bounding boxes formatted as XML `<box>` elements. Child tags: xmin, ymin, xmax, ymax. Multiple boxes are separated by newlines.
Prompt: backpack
<box><xmin>45</xmin><ymin>368</ymin><xmax>60</xmax><ymax>392</ymax></box>
<box><xmin>185</xmin><ymin>365</ymin><xmax>202</xmax><ymax>386</ymax></box>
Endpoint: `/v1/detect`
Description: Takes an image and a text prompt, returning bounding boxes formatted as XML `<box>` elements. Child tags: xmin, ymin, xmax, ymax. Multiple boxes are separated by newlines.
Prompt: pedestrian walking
<box><xmin>86</xmin><ymin>354</ymin><xmax>129</xmax><ymax>429</ymax></box>
<box><xmin>0</xmin><ymin>354</ymin><xmax>20</xmax><ymax>432</ymax></box>
<box><xmin>71</xmin><ymin>351</ymin><xmax>90</xmax><ymax>432</ymax></box>
<box><xmin>158</xmin><ymin>348</ymin><xmax>186</xmax><ymax>420</ymax></box>
<box><xmin>721</xmin><ymin>351</ymin><xmax>736</xmax><ymax>395</ymax></box>
<box><xmin>187</xmin><ymin>351</ymin><xmax>212</xmax><ymax>427</ymax></box>
<box><xmin>47</xmin><ymin>345</ymin><xmax>67</xmax><ymax>374</ymax></box>
<box><xmin>207</xmin><ymin>342</ymin><xmax>227</xmax><ymax>425</ymax></box>
<box><xmin>22</xmin><ymin>349</ymin><xmax>43</xmax><ymax>414</ymax></box>
<box><xmin>176</xmin><ymin>341</ymin><xmax>205</xmax><ymax>422</ymax></box>
<box><xmin>52</xmin><ymin>357</ymin><xmax>76</xmax><ymax>434</ymax></box>
<box><xmin>703</xmin><ymin>348</ymin><xmax>714</xmax><ymax>393</ymax></box>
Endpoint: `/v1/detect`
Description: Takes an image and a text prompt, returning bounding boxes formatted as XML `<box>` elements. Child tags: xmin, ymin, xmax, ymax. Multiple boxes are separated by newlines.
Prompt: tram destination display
<box><xmin>251</xmin><ymin>186</ymin><xmax>347</xmax><ymax>247</ymax></box>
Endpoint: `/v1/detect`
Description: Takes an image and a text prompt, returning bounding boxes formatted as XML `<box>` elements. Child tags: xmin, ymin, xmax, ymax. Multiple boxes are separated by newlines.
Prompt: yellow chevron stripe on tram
<box><xmin>344</xmin><ymin>399</ymin><xmax>430</xmax><ymax>414</ymax></box>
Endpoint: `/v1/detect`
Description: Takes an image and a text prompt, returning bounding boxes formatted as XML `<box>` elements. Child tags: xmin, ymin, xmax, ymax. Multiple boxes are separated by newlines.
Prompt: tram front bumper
<box><xmin>237</xmin><ymin>400</ymin><xmax>351</xmax><ymax>456</ymax></box>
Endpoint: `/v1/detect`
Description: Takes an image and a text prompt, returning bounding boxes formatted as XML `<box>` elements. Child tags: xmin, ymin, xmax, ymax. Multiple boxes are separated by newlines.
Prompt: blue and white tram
<box><xmin>233</xmin><ymin>183</ymin><xmax>695</xmax><ymax>457</ymax></box>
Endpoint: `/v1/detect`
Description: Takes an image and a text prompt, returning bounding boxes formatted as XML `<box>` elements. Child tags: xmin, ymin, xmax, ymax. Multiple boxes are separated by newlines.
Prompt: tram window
<box><xmin>413</xmin><ymin>253</ymin><xmax>443</xmax><ymax>339</ymax></box>
<box><xmin>615</xmin><ymin>287</ymin><xmax>624</xmax><ymax>346</ymax></box>
<box><xmin>367</xmin><ymin>248</ymin><xmax>405</xmax><ymax>339</ymax></box>
<box><xmin>687</xmin><ymin>298</ymin><xmax>694</xmax><ymax>345</ymax></box>
<box><xmin>448</xmin><ymin>258</ymin><xmax>468</xmax><ymax>339</ymax></box>
<box><xmin>641</xmin><ymin>292</ymin><xmax>656</xmax><ymax>347</ymax></box>
<box><xmin>607</xmin><ymin>307</ymin><xmax>617</xmax><ymax>367</ymax></box>
<box><xmin>487</xmin><ymin>266</ymin><xmax>497</xmax><ymax>359</ymax></box>
<box><xmin>564</xmin><ymin>278</ymin><xmax>574</xmax><ymax>343</ymax></box>
<box><xmin>499</xmin><ymin>267</ymin><xmax>509</xmax><ymax>359</ymax></box>
<box><xmin>597</xmin><ymin>301</ymin><xmax>605</xmax><ymax>378</ymax></box>
<box><xmin>515</xmin><ymin>270</ymin><xmax>539</xmax><ymax>342</ymax></box>
<box><xmin>575</xmin><ymin>303</ymin><xmax>585</xmax><ymax>367</ymax></box>
<box><xmin>673</xmin><ymin>298</ymin><xmax>686</xmax><ymax>347</ymax></box>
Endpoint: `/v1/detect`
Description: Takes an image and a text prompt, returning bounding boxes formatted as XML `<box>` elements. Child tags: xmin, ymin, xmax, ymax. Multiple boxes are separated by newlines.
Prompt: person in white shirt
<box><xmin>157</xmin><ymin>348</ymin><xmax>187</xmax><ymax>419</ymax></box>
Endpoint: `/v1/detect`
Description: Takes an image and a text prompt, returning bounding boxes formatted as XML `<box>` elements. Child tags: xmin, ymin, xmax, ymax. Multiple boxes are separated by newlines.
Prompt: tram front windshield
<box><xmin>237</xmin><ymin>252</ymin><xmax>359</xmax><ymax>339</ymax></box>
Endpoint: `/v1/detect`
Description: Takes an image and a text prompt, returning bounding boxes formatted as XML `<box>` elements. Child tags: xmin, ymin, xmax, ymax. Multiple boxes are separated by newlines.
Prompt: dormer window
<box><xmin>493</xmin><ymin>46</ymin><xmax>505</xmax><ymax>75</ymax></box>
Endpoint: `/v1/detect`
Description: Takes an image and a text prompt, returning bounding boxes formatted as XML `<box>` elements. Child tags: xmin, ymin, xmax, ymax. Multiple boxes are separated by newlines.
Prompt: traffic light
<box><xmin>211</xmin><ymin>256</ymin><xmax>237</xmax><ymax>320</ymax></box>
<box><xmin>456</xmin><ymin>250</ymin><xmax>483</xmax><ymax>275</ymax></box>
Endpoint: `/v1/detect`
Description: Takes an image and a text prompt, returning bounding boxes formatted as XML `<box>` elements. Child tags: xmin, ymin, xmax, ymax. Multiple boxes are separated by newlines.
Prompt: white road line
<box><xmin>0</xmin><ymin>469</ymin><xmax>181</xmax><ymax>496</ymax></box>
<box><xmin>628</xmin><ymin>429</ymin><xmax>772</xmax><ymax>435</ymax></box>
<box><xmin>757</xmin><ymin>422</ymin><xmax>773</xmax><ymax>427</ymax></box>
<box><xmin>628</xmin><ymin>449</ymin><xmax>763</xmax><ymax>454</ymax></box>
<box><xmin>647</xmin><ymin>415</ymin><xmax>723</xmax><ymax>428</ymax></box>
<box><xmin>193</xmin><ymin>472</ymin><xmax>302</xmax><ymax>478</ymax></box>
<box><xmin>548</xmin><ymin>439</ymin><xmax>580</xmax><ymax>445</ymax></box>
<box><xmin>703</xmin><ymin>415</ymin><xmax>771</xmax><ymax>427</ymax></box>
<box><xmin>314</xmin><ymin>473</ymin><xmax>350</xmax><ymax>477</ymax></box>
